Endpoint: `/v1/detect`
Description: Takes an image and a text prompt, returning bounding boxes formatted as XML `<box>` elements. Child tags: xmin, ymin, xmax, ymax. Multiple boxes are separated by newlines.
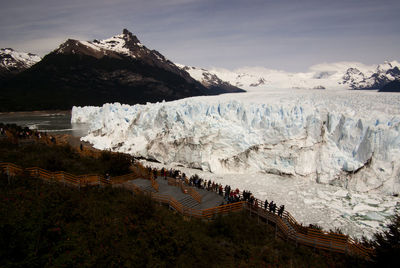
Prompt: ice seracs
<box><xmin>72</xmin><ymin>89</ymin><xmax>400</xmax><ymax>196</ymax></box>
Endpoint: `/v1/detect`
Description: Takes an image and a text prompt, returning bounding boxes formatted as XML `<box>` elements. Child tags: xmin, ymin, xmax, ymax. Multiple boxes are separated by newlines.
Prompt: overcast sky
<box><xmin>0</xmin><ymin>0</ymin><xmax>399</xmax><ymax>71</ymax></box>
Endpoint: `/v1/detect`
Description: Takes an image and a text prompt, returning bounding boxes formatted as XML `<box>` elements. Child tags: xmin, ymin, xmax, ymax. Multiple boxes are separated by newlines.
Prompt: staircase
<box><xmin>282</xmin><ymin>217</ymin><xmax>297</xmax><ymax>239</ymax></box>
<box><xmin>140</xmin><ymin>185</ymin><xmax>157</xmax><ymax>193</ymax></box>
<box><xmin>178</xmin><ymin>195</ymin><xmax>200</xmax><ymax>209</ymax></box>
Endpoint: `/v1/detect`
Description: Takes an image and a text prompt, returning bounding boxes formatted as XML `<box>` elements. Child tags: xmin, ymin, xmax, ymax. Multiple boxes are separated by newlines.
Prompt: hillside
<box><xmin>0</xmin><ymin>30</ymin><xmax>243</xmax><ymax>112</ymax></box>
<box><xmin>379</xmin><ymin>79</ymin><xmax>400</xmax><ymax>92</ymax></box>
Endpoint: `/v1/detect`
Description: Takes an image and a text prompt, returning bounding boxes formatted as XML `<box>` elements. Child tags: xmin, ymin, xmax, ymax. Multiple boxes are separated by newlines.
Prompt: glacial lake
<box><xmin>0</xmin><ymin>111</ymin><xmax>89</xmax><ymax>137</ymax></box>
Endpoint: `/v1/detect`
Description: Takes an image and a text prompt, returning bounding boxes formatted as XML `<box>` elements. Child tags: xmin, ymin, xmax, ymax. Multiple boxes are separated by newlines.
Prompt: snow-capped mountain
<box><xmin>0</xmin><ymin>48</ymin><xmax>41</xmax><ymax>79</ymax></box>
<box><xmin>341</xmin><ymin>61</ymin><xmax>400</xmax><ymax>90</ymax></box>
<box><xmin>54</xmin><ymin>29</ymin><xmax>192</xmax><ymax>81</ymax></box>
<box><xmin>1</xmin><ymin>29</ymin><xmax>242</xmax><ymax>111</ymax></box>
<box><xmin>177</xmin><ymin>61</ymin><xmax>400</xmax><ymax>92</ymax></box>
<box><xmin>173</xmin><ymin>64</ymin><xmax>348</xmax><ymax>91</ymax></box>
<box><xmin>177</xmin><ymin>64</ymin><xmax>245</xmax><ymax>94</ymax></box>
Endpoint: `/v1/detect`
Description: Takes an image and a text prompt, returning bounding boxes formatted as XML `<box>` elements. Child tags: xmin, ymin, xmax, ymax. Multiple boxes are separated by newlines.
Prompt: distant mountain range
<box><xmin>341</xmin><ymin>61</ymin><xmax>400</xmax><ymax>90</ymax></box>
<box><xmin>177</xmin><ymin>61</ymin><xmax>400</xmax><ymax>92</ymax></box>
<box><xmin>0</xmin><ymin>29</ymin><xmax>399</xmax><ymax>111</ymax></box>
<box><xmin>0</xmin><ymin>29</ymin><xmax>244</xmax><ymax>111</ymax></box>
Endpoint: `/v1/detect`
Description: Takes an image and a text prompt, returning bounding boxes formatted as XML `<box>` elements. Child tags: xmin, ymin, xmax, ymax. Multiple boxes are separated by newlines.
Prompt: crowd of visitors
<box><xmin>0</xmin><ymin>123</ymin><xmax>51</xmax><ymax>142</ymax></box>
<box><xmin>148</xmin><ymin>166</ymin><xmax>286</xmax><ymax>217</ymax></box>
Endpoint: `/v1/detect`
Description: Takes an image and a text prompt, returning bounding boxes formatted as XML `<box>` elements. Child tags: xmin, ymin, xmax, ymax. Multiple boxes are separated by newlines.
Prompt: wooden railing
<box><xmin>0</xmin><ymin>162</ymin><xmax>23</xmax><ymax>176</ymax></box>
<box><xmin>167</xmin><ymin>178</ymin><xmax>202</xmax><ymax>203</ymax></box>
<box><xmin>0</xmin><ymin>162</ymin><xmax>374</xmax><ymax>259</ymax></box>
<box><xmin>150</xmin><ymin>176</ymin><xmax>159</xmax><ymax>192</ymax></box>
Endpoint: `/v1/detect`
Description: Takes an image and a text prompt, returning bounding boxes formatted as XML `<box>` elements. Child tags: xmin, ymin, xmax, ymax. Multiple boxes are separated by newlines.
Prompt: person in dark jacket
<box><xmin>278</xmin><ymin>205</ymin><xmax>285</xmax><ymax>217</ymax></box>
<box><xmin>269</xmin><ymin>201</ymin><xmax>274</xmax><ymax>213</ymax></box>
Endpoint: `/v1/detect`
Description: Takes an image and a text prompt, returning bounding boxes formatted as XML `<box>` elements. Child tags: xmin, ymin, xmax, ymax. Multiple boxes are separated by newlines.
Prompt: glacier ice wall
<box><xmin>72</xmin><ymin>97</ymin><xmax>400</xmax><ymax>195</ymax></box>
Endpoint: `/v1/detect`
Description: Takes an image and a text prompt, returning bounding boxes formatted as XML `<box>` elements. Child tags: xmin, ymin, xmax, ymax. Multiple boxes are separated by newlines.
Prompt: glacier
<box><xmin>72</xmin><ymin>89</ymin><xmax>400</xmax><ymax>238</ymax></box>
<box><xmin>72</xmin><ymin>89</ymin><xmax>400</xmax><ymax>195</ymax></box>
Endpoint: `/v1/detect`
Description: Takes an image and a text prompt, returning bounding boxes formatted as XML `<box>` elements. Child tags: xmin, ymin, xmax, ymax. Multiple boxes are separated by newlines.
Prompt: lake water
<box><xmin>0</xmin><ymin>111</ymin><xmax>89</xmax><ymax>137</ymax></box>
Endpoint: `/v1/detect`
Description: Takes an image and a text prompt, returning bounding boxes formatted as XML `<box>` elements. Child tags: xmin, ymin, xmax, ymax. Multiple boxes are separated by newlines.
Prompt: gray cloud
<box><xmin>0</xmin><ymin>0</ymin><xmax>399</xmax><ymax>71</ymax></box>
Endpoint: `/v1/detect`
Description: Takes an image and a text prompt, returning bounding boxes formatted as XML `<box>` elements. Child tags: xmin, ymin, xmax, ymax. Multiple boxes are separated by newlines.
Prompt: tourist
<box><xmin>269</xmin><ymin>201</ymin><xmax>274</xmax><ymax>213</ymax></box>
<box><xmin>278</xmin><ymin>205</ymin><xmax>285</xmax><ymax>217</ymax></box>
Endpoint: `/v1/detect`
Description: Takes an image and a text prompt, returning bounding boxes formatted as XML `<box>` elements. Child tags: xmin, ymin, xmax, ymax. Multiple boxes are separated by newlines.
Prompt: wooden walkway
<box><xmin>0</xmin><ymin>162</ymin><xmax>374</xmax><ymax>260</ymax></box>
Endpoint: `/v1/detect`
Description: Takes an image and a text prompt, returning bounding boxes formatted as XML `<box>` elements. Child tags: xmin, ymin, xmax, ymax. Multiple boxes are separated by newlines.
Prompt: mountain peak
<box><xmin>0</xmin><ymin>48</ymin><xmax>41</xmax><ymax>80</ymax></box>
<box><xmin>122</xmin><ymin>28</ymin><xmax>137</xmax><ymax>41</ymax></box>
<box><xmin>120</xmin><ymin>28</ymin><xmax>142</xmax><ymax>49</ymax></box>
<box><xmin>122</xmin><ymin>28</ymin><xmax>131</xmax><ymax>35</ymax></box>
<box><xmin>0</xmin><ymin>48</ymin><xmax>41</xmax><ymax>69</ymax></box>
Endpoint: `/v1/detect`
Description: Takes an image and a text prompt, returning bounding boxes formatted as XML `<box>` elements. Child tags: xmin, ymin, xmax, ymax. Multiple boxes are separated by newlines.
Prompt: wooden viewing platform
<box><xmin>0</xmin><ymin>162</ymin><xmax>374</xmax><ymax>260</ymax></box>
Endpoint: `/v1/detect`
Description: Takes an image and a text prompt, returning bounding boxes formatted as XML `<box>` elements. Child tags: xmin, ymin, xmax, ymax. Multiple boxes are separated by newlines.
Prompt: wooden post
<box><xmin>6</xmin><ymin>165</ymin><xmax>10</xmax><ymax>184</ymax></box>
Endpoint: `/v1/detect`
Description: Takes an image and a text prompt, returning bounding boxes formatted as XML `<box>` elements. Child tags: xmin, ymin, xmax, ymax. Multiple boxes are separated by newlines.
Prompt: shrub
<box><xmin>372</xmin><ymin>213</ymin><xmax>400</xmax><ymax>266</ymax></box>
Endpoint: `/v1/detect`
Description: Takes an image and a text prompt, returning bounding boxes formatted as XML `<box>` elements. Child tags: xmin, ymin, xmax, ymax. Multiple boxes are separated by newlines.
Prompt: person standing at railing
<box><xmin>254</xmin><ymin>199</ymin><xmax>259</xmax><ymax>209</ymax></box>
<box><xmin>278</xmin><ymin>205</ymin><xmax>285</xmax><ymax>217</ymax></box>
<box><xmin>264</xmin><ymin>199</ymin><xmax>268</xmax><ymax>210</ymax></box>
<box><xmin>218</xmin><ymin>184</ymin><xmax>223</xmax><ymax>196</ymax></box>
<box><xmin>249</xmin><ymin>195</ymin><xmax>255</xmax><ymax>205</ymax></box>
<box><xmin>269</xmin><ymin>201</ymin><xmax>274</xmax><ymax>213</ymax></box>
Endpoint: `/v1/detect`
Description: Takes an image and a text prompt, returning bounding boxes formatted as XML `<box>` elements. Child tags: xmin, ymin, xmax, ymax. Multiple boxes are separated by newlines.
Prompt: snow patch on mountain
<box><xmin>0</xmin><ymin>48</ymin><xmax>41</xmax><ymax>70</ymax></box>
<box><xmin>176</xmin><ymin>64</ymin><xmax>245</xmax><ymax>93</ymax></box>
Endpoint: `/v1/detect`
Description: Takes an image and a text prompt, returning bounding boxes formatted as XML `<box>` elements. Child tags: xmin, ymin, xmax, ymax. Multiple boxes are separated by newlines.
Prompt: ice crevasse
<box><xmin>72</xmin><ymin>99</ymin><xmax>400</xmax><ymax>195</ymax></box>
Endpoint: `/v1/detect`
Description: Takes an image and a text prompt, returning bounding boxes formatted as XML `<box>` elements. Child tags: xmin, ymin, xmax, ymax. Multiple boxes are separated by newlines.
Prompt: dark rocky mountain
<box><xmin>379</xmin><ymin>79</ymin><xmax>400</xmax><ymax>92</ymax></box>
<box><xmin>0</xmin><ymin>48</ymin><xmax>41</xmax><ymax>82</ymax></box>
<box><xmin>341</xmin><ymin>61</ymin><xmax>400</xmax><ymax>90</ymax></box>
<box><xmin>0</xmin><ymin>29</ymin><xmax>240</xmax><ymax>111</ymax></box>
<box><xmin>249</xmin><ymin>78</ymin><xmax>266</xmax><ymax>87</ymax></box>
<box><xmin>178</xmin><ymin>65</ymin><xmax>245</xmax><ymax>94</ymax></box>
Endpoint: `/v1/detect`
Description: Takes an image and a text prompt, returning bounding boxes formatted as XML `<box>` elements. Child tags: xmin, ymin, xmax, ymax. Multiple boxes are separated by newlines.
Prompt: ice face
<box><xmin>72</xmin><ymin>89</ymin><xmax>400</xmax><ymax>196</ymax></box>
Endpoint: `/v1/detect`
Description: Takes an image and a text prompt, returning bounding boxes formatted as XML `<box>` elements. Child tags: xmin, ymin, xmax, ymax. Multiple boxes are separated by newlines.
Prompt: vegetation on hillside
<box><xmin>0</xmin><ymin>136</ymin><xmax>132</xmax><ymax>177</ymax></box>
<box><xmin>0</xmin><ymin>174</ymin><xmax>369</xmax><ymax>268</ymax></box>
